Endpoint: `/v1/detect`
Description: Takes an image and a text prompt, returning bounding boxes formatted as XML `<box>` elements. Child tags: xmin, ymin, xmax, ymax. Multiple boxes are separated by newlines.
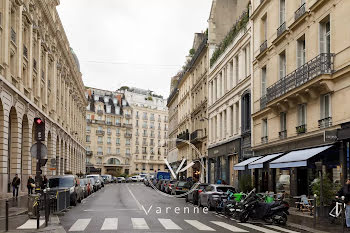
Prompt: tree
<box><xmin>239</xmin><ymin>174</ymin><xmax>253</xmax><ymax>193</ymax></box>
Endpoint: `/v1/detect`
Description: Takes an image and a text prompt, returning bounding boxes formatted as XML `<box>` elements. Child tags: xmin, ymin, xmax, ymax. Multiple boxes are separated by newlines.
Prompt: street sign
<box><xmin>324</xmin><ymin>130</ymin><xmax>338</xmax><ymax>142</ymax></box>
<box><xmin>30</xmin><ymin>143</ymin><xmax>48</xmax><ymax>158</ymax></box>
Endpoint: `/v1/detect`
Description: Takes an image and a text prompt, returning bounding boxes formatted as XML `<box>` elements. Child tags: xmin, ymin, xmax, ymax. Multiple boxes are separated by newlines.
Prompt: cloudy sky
<box><xmin>57</xmin><ymin>0</ymin><xmax>212</xmax><ymax>98</ymax></box>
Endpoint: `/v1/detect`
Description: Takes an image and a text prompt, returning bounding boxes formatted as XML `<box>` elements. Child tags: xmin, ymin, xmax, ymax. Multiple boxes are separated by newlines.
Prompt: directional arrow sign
<box><xmin>30</xmin><ymin>143</ymin><xmax>48</xmax><ymax>159</ymax></box>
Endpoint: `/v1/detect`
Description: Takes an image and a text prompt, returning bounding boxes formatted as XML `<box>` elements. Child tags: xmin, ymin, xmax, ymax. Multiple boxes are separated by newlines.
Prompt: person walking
<box><xmin>27</xmin><ymin>176</ymin><xmax>35</xmax><ymax>195</ymax></box>
<box><xmin>336</xmin><ymin>178</ymin><xmax>350</xmax><ymax>228</ymax></box>
<box><xmin>41</xmin><ymin>175</ymin><xmax>48</xmax><ymax>190</ymax></box>
<box><xmin>12</xmin><ymin>174</ymin><xmax>21</xmax><ymax>198</ymax></box>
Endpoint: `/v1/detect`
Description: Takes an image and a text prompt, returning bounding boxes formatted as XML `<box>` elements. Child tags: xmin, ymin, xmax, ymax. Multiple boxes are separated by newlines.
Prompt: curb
<box><xmin>287</xmin><ymin>222</ymin><xmax>332</xmax><ymax>233</ymax></box>
<box><xmin>0</xmin><ymin>209</ymin><xmax>28</xmax><ymax>220</ymax></box>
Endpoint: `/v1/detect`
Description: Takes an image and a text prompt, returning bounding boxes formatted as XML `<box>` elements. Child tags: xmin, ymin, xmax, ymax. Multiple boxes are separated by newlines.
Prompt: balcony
<box><xmin>97</xmin><ymin>152</ymin><xmax>103</xmax><ymax>155</ymax></box>
<box><xmin>277</xmin><ymin>22</ymin><xmax>286</xmax><ymax>37</ymax></box>
<box><xmin>106</xmin><ymin>121</ymin><xmax>112</xmax><ymax>125</ymax></box>
<box><xmin>150</xmin><ymin>117</ymin><xmax>155</xmax><ymax>121</ymax></box>
<box><xmin>190</xmin><ymin>129</ymin><xmax>204</xmax><ymax>144</ymax></box>
<box><xmin>97</xmin><ymin>110</ymin><xmax>104</xmax><ymax>115</ymax></box>
<box><xmin>295</xmin><ymin>3</ymin><xmax>306</xmax><ymax>21</ymax></box>
<box><xmin>296</xmin><ymin>124</ymin><xmax>307</xmax><ymax>134</ymax></box>
<box><xmin>23</xmin><ymin>45</ymin><xmax>28</xmax><ymax>58</ymax></box>
<box><xmin>142</xmin><ymin>142</ymin><xmax>148</xmax><ymax>146</ymax></box>
<box><xmin>107</xmin><ymin>141</ymin><xmax>111</xmax><ymax>145</ymax></box>
<box><xmin>143</xmin><ymin>116</ymin><xmax>148</xmax><ymax>120</ymax></box>
<box><xmin>176</xmin><ymin>131</ymin><xmax>189</xmax><ymax>147</ymax></box>
<box><xmin>116</xmin><ymin>122</ymin><xmax>122</xmax><ymax>127</ymax></box>
<box><xmin>279</xmin><ymin>130</ymin><xmax>287</xmax><ymax>140</ymax></box>
<box><xmin>136</xmin><ymin>115</ymin><xmax>139</xmax><ymax>119</ymax></box>
<box><xmin>261</xmin><ymin>136</ymin><xmax>268</xmax><ymax>144</ymax></box>
<box><xmin>107</xmin><ymin>131</ymin><xmax>112</xmax><ymax>135</ymax></box>
<box><xmin>11</xmin><ymin>28</ymin><xmax>16</xmax><ymax>43</ymax></box>
<box><xmin>124</xmin><ymin>133</ymin><xmax>132</xmax><ymax>138</ymax></box>
<box><xmin>116</xmin><ymin>143</ymin><xmax>120</xmax><ymax>146</ymax></box>
<box><xmin>86</xmin><ymin>151</ymin><xmax>93</xmax><ymax>156</ymax></box>
<box><xmin>158</xmin><ymin>118</ymin><xmax>161</xmax><ymax>122</ymax></box>
<box><xmin>318</xmin><ymin>117</ymin><xmax>332</xmax><ymax>129</ymax></box>
<box><xmin>95</xmin><ymin>120</ymin><xmax>105</xmax><ymax>124</ymax></box>
<box><xmin>142</xmin><ymin>125</ymin><xmax>148</xmax><ymax>129</ymax></box>
<box><xmin>150</xmin><ymin>134</ymin><xmax>155</xmax><ymax>138</ymax></box>
<box><xmin>98</xmin><ymin>141</ymin><xmax>103</xmax><ymax>144</ymax></box>
<box><xmin>96</xmin><ymin>130</ymin><xmax>105</xmax><ymax>136</ymax></box>
<box><xmin>265</xmin><ymin>53</ymin><xmax>334</xmax><ymax>105</ymax></box>
<box><xmin>260</xmin><ymin>40</ymin><xmax>267</xmax><ymax>53</ymax></box>
<box><xmin>143</xmin><ymin>134</ymin><xmax>148</xmax><ymax>137</ymax></box>
<box><xmin>125</xmin><ymin>114</ymin><xmax>132</xmax><ymax>119</ymax></box>
<box><xmin>123</xmin><ymin>123</ymin><xmax>132</xmax><ymax>128</ymax></box>
<box><xmin>260</xmin><ymin>95</ymin><xmax>267</xmax><ymax>110</ymax></box>
<box><xmin>142</xmin><ymin>151</ymin><xmax>147</xmax><ymax>155</ymax></box>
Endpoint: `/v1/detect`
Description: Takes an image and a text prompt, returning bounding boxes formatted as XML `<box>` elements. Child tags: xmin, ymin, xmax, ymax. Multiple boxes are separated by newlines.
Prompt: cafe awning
<box><xmin>233</xmin><ymin>156</ymin><xmax>262</xmax><ymax>170</ymax></box>
<box><xmin>269</xmin><ymin>145</ymin><xmax>333</xmax><ymax>169</ymax></box>
<box><xmin>248</xmin><ymin>153</ymin><xmax>283</xmax><ymax>169</ymax></box>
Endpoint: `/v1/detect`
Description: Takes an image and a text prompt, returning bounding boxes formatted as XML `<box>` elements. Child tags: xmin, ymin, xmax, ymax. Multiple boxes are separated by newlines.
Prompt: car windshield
<box><xmin>49</xmin><ymin>177</ymin><xmax>74</xmax><ymax>188</ymax></box>
<box><xmin>216</xmin><ymin>187</ymin><xmax>235</xmax><ymax>193</ymax></box>
<box><xmin>177</xmin><ymin>181</ymin><xmax>187</xmax><ymax>187</ymax></box>
<box><xmin>87</xmin><ymin>176</ymin><xmax>99</xmax><ymax>181</ymax></box>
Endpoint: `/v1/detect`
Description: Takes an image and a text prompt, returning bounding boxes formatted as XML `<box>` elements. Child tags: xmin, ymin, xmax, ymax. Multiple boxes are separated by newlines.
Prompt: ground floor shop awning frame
<box><xmin>248</xmin><ymin>153</ymin><xmax>283</xmax><ymax>169</ymax></box>
<box><xmin>269</xmin><ymin>145</ymin><xmax>333</xmax><ymax>169</ymax></box>
<box><xmin>233</xmin><ymin>156</ymin><xmax>262</xmax><ymax>170</ymax></box>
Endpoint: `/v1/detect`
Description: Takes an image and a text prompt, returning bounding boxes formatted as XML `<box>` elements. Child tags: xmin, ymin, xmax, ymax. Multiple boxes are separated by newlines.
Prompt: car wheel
<box><xmin>185</xmin><ymin>195</ymin><xmax>188</xmax><ymax>202</ymax></box>
<box><xmin>208</xmin><ymin>198</ymin><xmax>214</xmax><ymax>211</ymax></box>
<box><xmin>198</xmin><ymin>198</ymin><xmax>202</xmax><ymax>207</ymax></box>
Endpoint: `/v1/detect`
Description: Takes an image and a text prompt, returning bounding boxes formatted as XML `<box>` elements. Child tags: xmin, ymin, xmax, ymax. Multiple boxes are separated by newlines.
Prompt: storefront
<box><xmin>337</xmin><ymin>122</ymin><xmax>350</xmax><ymax>185</ymax></box>
<box><xmin>208</xmin><ymin>138</ymin><xmax>240</xmax><ymax>186</ymax></box>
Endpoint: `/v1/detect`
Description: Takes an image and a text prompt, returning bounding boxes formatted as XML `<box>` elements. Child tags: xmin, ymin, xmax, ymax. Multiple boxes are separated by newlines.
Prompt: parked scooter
<box><xmin>237</xmin><ymin>189</ymin><xmax>289</xmax><ymax>225</ymax></box>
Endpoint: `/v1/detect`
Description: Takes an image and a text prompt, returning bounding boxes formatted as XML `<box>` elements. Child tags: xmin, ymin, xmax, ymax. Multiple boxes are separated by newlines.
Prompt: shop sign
<box><xmin>324</xmin><ymin>130</ymin><xmax>338</xmax><ymax>142</ymax></box>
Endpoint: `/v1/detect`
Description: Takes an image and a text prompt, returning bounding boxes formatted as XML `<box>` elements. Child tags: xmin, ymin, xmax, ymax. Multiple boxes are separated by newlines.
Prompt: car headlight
<box><xmin>70</xmin><ymin>187</ymin><xmax>74</xmax><ymax>194</ymax></box>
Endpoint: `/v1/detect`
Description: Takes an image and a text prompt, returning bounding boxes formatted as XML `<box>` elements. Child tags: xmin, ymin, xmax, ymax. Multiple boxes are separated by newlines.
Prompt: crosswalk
<box><xmin>62</xmin><ymin>217</ymin><xmax>300</xmax><ymax>232</ymax></box>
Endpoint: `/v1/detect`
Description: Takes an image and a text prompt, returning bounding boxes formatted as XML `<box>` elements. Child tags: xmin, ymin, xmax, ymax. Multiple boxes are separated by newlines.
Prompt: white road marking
<box><xmin>101</xmin><ymin>218</ymin><xmax>118</xmax><ymax>230</ymax></box>
<box><xmin>185</xmin><ymin>220</ymin><xmax>215</xmax><ymax>231</ymax></box>
<box><xmin>131</xmin><ymin>218</ymin><xmax>149</xmax><ymax>229</ymax></box>
<box><xmin>158</xmin><ymin>218</ymin><xmax>182</xmax><ymax>230</ymax></box>
<box><xmin>211</xmin><ymin>221</ymin><xmax>248</xmax><ymax>232</ymax></box>
<box><xmin>126</xmin><ymin>185</ymin><xmax>143</xmax><ymax>210</ymax></box>
<box><xmin>266</xmin><ymin>225</ymin><xmax>300</xmax><ymax>233</ymax></box>
<box><xmin>69</xmin><ymin>219</ymin><xmax>91</xmax><ymax>231</ymax></box>
<box><xmin>238</xmin><ymin>223</ymin><xmax>280</xmax><ymax>233</ymax></box>
<box><xmin>17</xmin><ymin>220</ymin><xmax>45</xmax><ymax>229</ymax></box>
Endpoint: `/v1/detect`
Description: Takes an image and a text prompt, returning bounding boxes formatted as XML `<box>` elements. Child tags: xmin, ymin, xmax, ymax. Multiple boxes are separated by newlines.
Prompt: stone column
<box><xmin>227</xmin><ymin>106</ymin><xmax>232</xmax><ymax>137</ymax></box>
<box><xmin>0</xmin><ymin>109</ymin><xmax>10</xmax><ymax>193</ymax></box>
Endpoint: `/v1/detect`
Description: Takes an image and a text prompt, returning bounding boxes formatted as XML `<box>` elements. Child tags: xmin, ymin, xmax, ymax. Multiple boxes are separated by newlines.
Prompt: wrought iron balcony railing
<box><xmin>96</xmin><ymin>130</ymin><xmax>105</xmax><ymax>135</ymax></box>
<box><xmin>295</xmin><ymin>3</ymin><xmax>306</xmax><ymax>21</ymax></box>
<box><xmin>86</xmin><ymin>151</ymin><xmax>93</xmax><ymax>156</ymax></box>
<box><xmin>318</xmin><ymin>117</ymin><xmax>332</xmax><ymax>129</ymax></box>
<box><xmin>106</xmin><ymin>121</ymin><xmax>112</xmax><ymax>125</ymax></box>
<box><xmin>279</xmin><ymin>130</ymin><xmax>287</xmax><ymax>140</ymax></box>
<box><xmin>123</xmin><ymin>123</ymin><xmax>132</xmax><ymax>128</ymax></box>
<box><xmin>296</xmin><ymin>124</ymin><xmax>307</xmax><ymax>134</ymax></box>
<box><xmin>261</xmin><ymin>136</ymin><xmax>268</xmax><ymax>144</ymax></box>
<box><xmin>266</xmin><ymin>53</ymin><xmax>334</xmax><ymax>104</ymax></box>
<box><xmin>260</xmin><ymin>40</ymin><xmax>267</xmax><ymax>53</ymax></box>
<box><xmin>116</xmin><ymin>123</ymin><xmax>121</xmax><ymax>127</ymax></box>
<box><xmin>124</xmin><ymin>133</ymin><xmax>132</xmax><ymax>138</ymax></box>
<box><xmin>277</xmin><ymin>22</ymin><xmax>286</xmax><ymax>37</ymax></box>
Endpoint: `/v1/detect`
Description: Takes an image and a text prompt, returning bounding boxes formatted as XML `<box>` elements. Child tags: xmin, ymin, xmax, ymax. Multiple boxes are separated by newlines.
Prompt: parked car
<box><xmin>79</xmin><ymin>178</ymin><xmax>89</xmax><ymax>198</ymax></box>
<box><xmin>171</xmin><ymin>181</ymin><xmax>191</xmax><ymax>196</ymax></box>
<box><xmin>101</xmin><ymin>175</ymin><xmax>112</xmax><ymax>184</ymax></box>
<box><xmin>198</xmin><ymin>184</ymin><xmax>236</xmax><ymax>210</ymax></box>
<box><xmin>87</xmin><ymin>174</ymin><xmax>102</xmax><ymax>190</ymax></box>
<box><xmin>164</xmin><ymin>180</ymin><xmax>177</xmax><ymax>194</ymax></box>
<box><xmin>112</xmin><ymin>176</ymin><xmax>117</xmax><ymax>183</ymax></box>
<box><xmin>117</xmin><ymin>177</ymin><xmax>126</xmax><ymax>183</ymax></box>
<box><xmin>48</xmin><ymin>175</ymin><xmax>83</xmax><ymax>206</ymax></box>
<box><xmin>131</xmin><ymin>175</ymin><xmax>141</xmax><ymax>182</ymax></box>
<box><xmin>186</xmin><ymin>183</ymin><xmax>209</xmax><ymax>205</ymax></box>
<box><xmin>126</xmin><ymin>177</ymin><xmax>132</xmax><ymax>183</ymax></box>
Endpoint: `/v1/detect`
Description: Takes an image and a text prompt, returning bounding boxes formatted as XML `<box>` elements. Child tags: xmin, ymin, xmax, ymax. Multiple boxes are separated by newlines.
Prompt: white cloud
<box><xmin>57</xmin><ymin>0</ymin><xmax>212</xmax><ymax>98</ymax></box>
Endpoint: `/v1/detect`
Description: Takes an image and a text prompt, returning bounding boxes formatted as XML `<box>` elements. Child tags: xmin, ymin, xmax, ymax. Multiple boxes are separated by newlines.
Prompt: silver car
<box><xmin>198</xmin><ymin>184</ymin><xmax>236</xmax><ymax>210</ymax></box>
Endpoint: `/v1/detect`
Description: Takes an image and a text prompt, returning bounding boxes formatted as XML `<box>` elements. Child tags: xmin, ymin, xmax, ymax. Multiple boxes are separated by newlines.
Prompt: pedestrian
<box><xmin>12</xmin><ymin>174</ymin><xmax>20</xmax><ymax>198</ymax></box>
<box><xmin>216</xmin><ymin>179</ymin><xmax>222</xmax><ymax>184</ymax></box>
<box><xmin>41</xmin><ymin>175</ymin><xmax>48</xmax><ymax>189</ymax></box>
<box><xmin>27</xmin><ymin>175</ymin><xmax>35</xmax><ymax>195</ymax></box>
<box><xmin>336</xmin><ymin>178</ymin><xmax>350</xmax><ymax>228</ymax></box>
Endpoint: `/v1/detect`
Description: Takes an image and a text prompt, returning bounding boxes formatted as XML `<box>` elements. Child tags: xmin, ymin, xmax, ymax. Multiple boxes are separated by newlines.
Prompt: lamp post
<box><xmin>315</xmin><ymin>161</ymin><xmax>323</xmax><ymax>216</ymax></box>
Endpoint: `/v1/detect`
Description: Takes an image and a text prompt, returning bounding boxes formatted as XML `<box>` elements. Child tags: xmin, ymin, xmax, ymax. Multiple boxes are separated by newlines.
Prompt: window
<box><xmin>235</xmin><ymin>102</ymin><xmax>239</xmax><ymax>134</ymax></box>
<box><xmin>96</xmin><ymin>157</ymin><xmax>102</xmax><ymax>164</ymax></box>
<box><xmin>320</xmin><ymin>17</ymin><xmax>330</xmax><ymax>53</ymax></box>
<box><xmin>279</xmin><ymin>0</ymin><xmax>286</xmax><ymax>24</ymax></box>
<box><xmin>116</xmin><ymin>138</ymin><xmax>120</xmax><ymax>145</ymax></box>
<box><xmin>107</xmin><ymin>137</ymin><xmax>111</xmax><ymax>144</ymax></box>
<box><xmin>298</xmin><ymin>104</ymin><xmax>307</xmax><ymax>126</ymax></box>
<box><xmin>235</xmin><ymin>56</ymin><xmax>239</xmax><ymax>84</ymax></box>
<box><xmin>106</xmin><ymin>105</ymin><xmax>111</xmax><ymax>113</ymax></box>
<box><xmin>241</xmin><ymin>93</ymin><xmax>251</xmax><ymax>133</ymax></box>
<box><xmin>126</xmin><ymin>148</ymin><xmax>130</xmax><ymax>155</ymax></box>
<box><xmin>116</xmin><ymin>148</ymin><xmax>120</xmax><ymax>154</ymax></box>
<box><xmin>297</xmin><ymin>35</ymin><xmax>306</xmax><ymax>67</ymax></box>
<box><xmin>229</xmin><ymin>60</ymin><xmax>234</xmax><ymax>88</ymax></box>
<box><xmin>98</xmin><ymin>136</ymin><xmax>103</xmax><ymax>143</ymax></box>
<box><xmin>280</xmin><ymin>112</ymin><xmax>287</xmax><ymax>132</ymax></box>
<box><xmin>115</xmin><ymin>106</ymin><xmax>120</xmax><ymax>115</ymax></box>
<box><xmin>321</xmin><ymin>94</ymin><xmax>331</xmax><ymax>119</ymax></box>
<box><xmin>97</xmin><ymin>147</ymin><xmax>103</xmax><ymax>155</ymax></box>
<box><xmin>245</xmin><ymin>44</ymin><xmax>251</xmax><ymax>76</ymax></box>
<box><xmin>261</xmin><ymin>66</ymin><xmax>267</xmax><ymax>96</ymax></box>
<box><xmin>86</xmin><ymin>125</ymin><xmax>91</xmax><ymax>132</ymax></box>
<box><xmin>261</xmin><ymin>15</ymin><xmax>267</xmax><ymax>42</ymax></box>
<box><xmin>98</xmin><ymin>126</ymin><xmax>102</xmax><ymax>131</ymax></box>
<box><xmin>116</xmin><ymin>118</ymin><xmax>120</xmax><ymax>124</ymax></box>
<box><xmin>98</xmin><ymin>116</ymin><xmax>102</xmax><ymax>120</ymax></box>
<box><xmin>107</xmin><ymin>147</ymin><xmax>111</xmax><ymax>154</ymax></box>
<box><xmin>279</xmin><ymin>51</ymin><xmax>286</xmax><ymax>79</ymax></box>
<box><xmin>116</xmin><ymin>128</ymin><xmax>120</xmax><ymax>135</ymax></box>
<box><xmin>262</xmin><ymin>119</ymin><xmax>268</xmax><ymax>137</ymax></box>
<box><xmin>94</xmin><ymin>95</ymin><xmax>99</xmax><ymax>101</ymax></box>
<box><xmin>86</xmin><ymin>135</ymin><xmax>90</xmax><ymax>142</ymax></box>
<box><xmin>107</xmin><ymin>128</ymin><xmax>111</xmax><ymax>134</ymax></box>
<box><xmin>126</xmin><ymin>139</ymin><xmax>130</xmax><ymax>145</ymax></box>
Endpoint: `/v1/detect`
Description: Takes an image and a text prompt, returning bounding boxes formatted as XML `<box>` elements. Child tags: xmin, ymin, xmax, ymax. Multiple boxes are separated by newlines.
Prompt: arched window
<box><xmin>107</xmin><ymin>158</ymin><xmax>120</xmax><ymax>165</ymax></box>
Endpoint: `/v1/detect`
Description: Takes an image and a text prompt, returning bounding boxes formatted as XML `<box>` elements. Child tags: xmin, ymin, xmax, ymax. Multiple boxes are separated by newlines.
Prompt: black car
<box><xmin>171</xmin><ymin>181</ymin><xmax>191</xmax><ymax>195</ymax></box>
<box><xmin>186</xmin><ymin>183</ymin><xmax>209</xmax><ymax>205</ymax></box>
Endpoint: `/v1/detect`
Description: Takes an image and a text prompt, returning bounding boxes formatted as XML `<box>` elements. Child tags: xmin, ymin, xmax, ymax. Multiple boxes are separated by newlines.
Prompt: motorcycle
<box><xmin>237</xmin><ymin>189</ymin><xmax>289</xmax><ymax>225</ymax></box>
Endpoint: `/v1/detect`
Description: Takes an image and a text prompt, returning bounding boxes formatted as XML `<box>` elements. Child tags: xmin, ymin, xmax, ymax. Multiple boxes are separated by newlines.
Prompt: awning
<box><xmin>233</xmin><ymin>156</ymin><xmax>262</xmax><ymax>170</ymax></box>
<box><xmin>248</xmin><ymin>153</ymin><xmax>283</xmax><ymax>169</ymax></box>
<box><xmin>269</xmin><ymin>145</ymin><xmax>333</xmax><ymax>169</ymax></box>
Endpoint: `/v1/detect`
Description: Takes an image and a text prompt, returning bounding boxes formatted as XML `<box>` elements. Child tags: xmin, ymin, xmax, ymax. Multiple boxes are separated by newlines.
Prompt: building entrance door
<box><xmin>297</xmin><ymin>168</ymin><xmax>308</xmax><ymax>196</ymax></box>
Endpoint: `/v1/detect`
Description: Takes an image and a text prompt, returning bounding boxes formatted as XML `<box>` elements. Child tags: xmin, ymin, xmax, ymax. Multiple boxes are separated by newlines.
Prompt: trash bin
<box><xmin>28</xmin><ymin>194</ymin><xmax>40</xmax><ymax>219</ymax></box>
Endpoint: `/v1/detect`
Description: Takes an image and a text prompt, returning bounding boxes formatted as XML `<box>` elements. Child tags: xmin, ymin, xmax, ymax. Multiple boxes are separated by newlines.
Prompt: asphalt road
<box><xmin>59</xmin><ymin>183</ymin><xmax>307</xmax><ymax>233</ymax></box>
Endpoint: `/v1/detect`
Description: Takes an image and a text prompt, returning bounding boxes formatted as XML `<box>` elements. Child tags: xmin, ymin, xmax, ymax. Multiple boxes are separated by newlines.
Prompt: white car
<box><xmin>117</xmin><ymin>177</ymin><xmax>126</xmax><ymax>183</ymax></box>
<box><xmin>131</xmin><ymin>175</ymin><xmax>141</xmax><ymax>182</ymax></box>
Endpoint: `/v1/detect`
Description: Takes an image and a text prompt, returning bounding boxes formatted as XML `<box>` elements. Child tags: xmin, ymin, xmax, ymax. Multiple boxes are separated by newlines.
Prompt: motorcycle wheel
<box><xmin>239</xmin><ymin>211</ymin><xmax>249</xmax><ymax>223</ymax></box>
<box><xmin>274</xmin><ymin>212</ymin><xmax>287</xmax><ymax>226</ymax></box>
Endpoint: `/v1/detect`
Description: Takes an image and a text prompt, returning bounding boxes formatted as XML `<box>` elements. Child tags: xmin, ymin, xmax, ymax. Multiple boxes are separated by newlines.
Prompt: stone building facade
<box><xmin>167</xmin><ymin>75</ymin><xmax>179</xmax><ymax>167</ymax></box>
<box><xmin>251</xmin><ymin>0</ymin><xmax>350</xmax><ymax>195</ymax></box>
<box><xmin>0</xmin><ymin>0</ymin><xmax>86</xmax><ymax>194</ymax></box>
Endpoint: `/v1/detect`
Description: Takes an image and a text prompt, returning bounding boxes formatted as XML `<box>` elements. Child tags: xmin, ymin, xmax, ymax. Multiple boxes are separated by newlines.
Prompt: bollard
<box><xmin>37</xmin><ymin>196</ymin><xmax>40</xmax><ymax>229</ymax></box>
<box><xmin>313</xmin><ymin>194</ymin><xmax>317</xmax><ymax>227</ymax></box>
<box><xmin>5</xmin><ymin>199</ymin><xmax>9</xmax><ymax>232</ymax></box>
<box><xmin>342</xmin><ymin>196</ymin><xmax>345</xmax><ymax>233</ymax></box>
<box><xmin>44</xmin><ymin>191</ymin><xmax>48</xmax><ymax>227</ymax></box>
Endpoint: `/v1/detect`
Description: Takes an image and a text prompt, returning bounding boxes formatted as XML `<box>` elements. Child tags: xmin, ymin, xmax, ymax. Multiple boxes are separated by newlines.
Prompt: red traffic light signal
<box><xmin>34</xmin><ymin>117</ymin><xmax>45</xmax><ymax>141</ymax></box>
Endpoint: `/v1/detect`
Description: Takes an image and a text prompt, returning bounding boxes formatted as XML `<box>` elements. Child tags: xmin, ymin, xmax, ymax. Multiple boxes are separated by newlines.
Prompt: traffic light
<box><xmin>34</xmin><ymin>117</ymin><xmax>45</xmax><ymax>141</ymax></box>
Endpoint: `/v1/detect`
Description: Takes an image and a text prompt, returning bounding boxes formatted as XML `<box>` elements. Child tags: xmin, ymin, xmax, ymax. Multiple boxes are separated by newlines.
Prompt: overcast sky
<box><xmin>57</xmin><ymin>0</ymin><xmax>212</xmax><ymax>98</ymax></box>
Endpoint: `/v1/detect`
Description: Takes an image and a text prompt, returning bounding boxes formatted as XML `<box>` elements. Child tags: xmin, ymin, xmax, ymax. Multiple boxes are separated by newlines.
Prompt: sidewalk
<box><xmin>288</xmin><ymin>207</ymin><xmax>345</xmax><ymax>233</ymax></box>
<box><xmin>0</xmin><ymin>194</ymin><xmax>28</xmax><ymax>219</ymax></box>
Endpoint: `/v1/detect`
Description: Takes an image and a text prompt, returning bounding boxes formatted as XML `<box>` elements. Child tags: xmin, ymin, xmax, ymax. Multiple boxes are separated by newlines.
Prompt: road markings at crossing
<box><xmin>69</xmin><ymin>219</ymin><xmax>91</xmax><ymax>232</ymax></box>
<box><xmin>265</xmin><ymin>225</ymin><xmax>300</xmax><ymax>233</ymax></box>
<box><xmin>238</xmin><ymin>223</ymin><xmax>280</xmax><ymax>233</ymax></box>
<box><xmin>101</xmin><ymin>218</ymin><xmax>118</xmax><ymax>230</ymax></box>
<box><xmin>185</xmin><ymin>220</ymin><xmax>215</xmax><ymax>231</ymax></box>
<box><xmin>158</xmin><ymin>218</ymin><xmax>182</xmax><ymax>230</ymax></box>
<box><xmin>211</xmin><ymin>221</ymin><xmax>248</xmax><ymax>232</ymax></box>
<box><xmin>127</xmin><ymin>185</ymin><xmax>143</xmax><ymax>210</ymax></box>
<box><xmin>131</xmin><ymin>218</ymin><xmax>149</xmax><ymax>229</ymax></box>
<box><xmin>17</xmin><ymin>220</ymin><xmax>45</xmax><ymax>229</ymax></box>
